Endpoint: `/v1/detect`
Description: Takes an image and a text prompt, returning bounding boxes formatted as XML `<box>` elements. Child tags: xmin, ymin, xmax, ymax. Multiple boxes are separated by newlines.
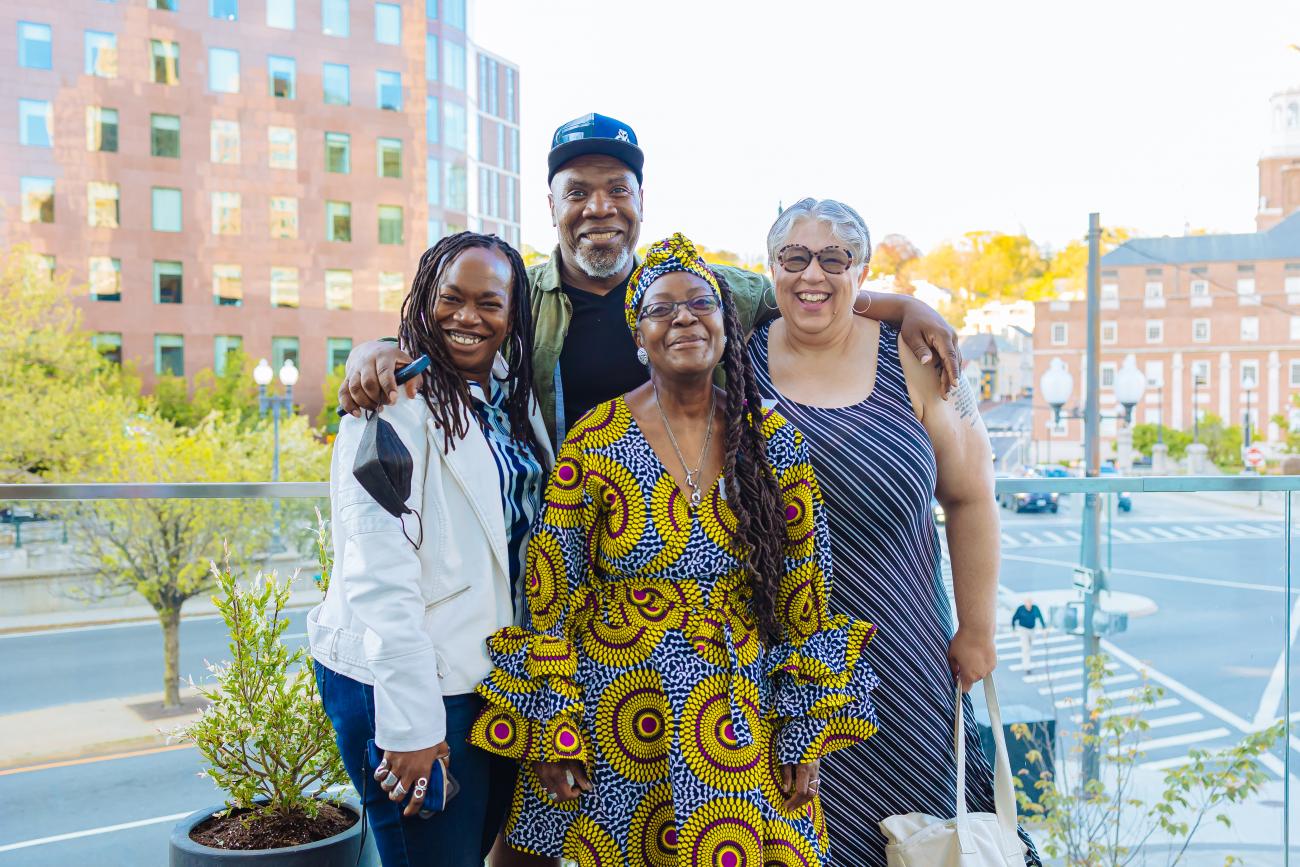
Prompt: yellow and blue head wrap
<box><xmin>624</xmin><ymin>232</ymin><xmax>722</xmax><ymax>334</ymax></box>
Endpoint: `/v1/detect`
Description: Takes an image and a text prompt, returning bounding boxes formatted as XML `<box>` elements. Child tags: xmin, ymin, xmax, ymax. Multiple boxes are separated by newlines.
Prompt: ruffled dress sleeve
<box><xmin>470</xmin><ymin>439</ymin><xmax>595</xmax><ymax>764</ymax></box>
<box><xmin>763</xmin><ymin>412</ymin><xmax>881</xmax><ymax>765</ymax></box>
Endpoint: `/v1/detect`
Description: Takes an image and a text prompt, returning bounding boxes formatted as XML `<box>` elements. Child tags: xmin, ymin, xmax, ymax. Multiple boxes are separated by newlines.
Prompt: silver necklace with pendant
<box><xmin>652</xmin><ymin>383</ymin><xmax>715</xmax><ymax>509</ymax></box>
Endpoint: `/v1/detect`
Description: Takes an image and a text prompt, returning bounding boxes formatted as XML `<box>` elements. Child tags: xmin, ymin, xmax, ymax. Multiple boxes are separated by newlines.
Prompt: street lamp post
<box><xmin>254</xmin><ymin>358</ymin><xmax>299</xmax><ymax>549</ymax></box>
<box><xmin>1038</xmin><ymin>214</ymin><xmax>1142</xmax><ymax>781</ymax></box>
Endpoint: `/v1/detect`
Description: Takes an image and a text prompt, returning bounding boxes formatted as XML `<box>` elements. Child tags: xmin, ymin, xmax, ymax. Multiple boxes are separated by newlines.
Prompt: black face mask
<box><xmin>352</xmin><ymin>411</ymin><xmax>423</xmax><ymax>548</ymax></box>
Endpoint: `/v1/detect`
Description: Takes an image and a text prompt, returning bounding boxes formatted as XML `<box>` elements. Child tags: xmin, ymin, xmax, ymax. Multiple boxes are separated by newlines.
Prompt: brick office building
<box><xmin>1032</xmin><ymin>86</ymin><xmax>1300</xmax><ymax>463</ymax></box>
<box><xmin>3</xmin><ymin>0</ymin><xmax>518</xmax><ymax>418</ymax></box>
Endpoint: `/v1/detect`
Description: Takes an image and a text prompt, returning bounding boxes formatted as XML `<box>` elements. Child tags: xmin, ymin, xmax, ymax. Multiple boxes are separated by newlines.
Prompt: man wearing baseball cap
<box><xmin>337</xmin><ymin>112</ymin><xmax>961</xmax><ymax>445</ymax></box>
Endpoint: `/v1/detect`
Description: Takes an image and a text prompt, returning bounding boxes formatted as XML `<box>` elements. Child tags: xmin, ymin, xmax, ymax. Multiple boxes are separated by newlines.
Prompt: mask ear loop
<box><xmin>399</xmin><ymin>509</ymin><xmax>423</xmax><ymax>549</ymax></box>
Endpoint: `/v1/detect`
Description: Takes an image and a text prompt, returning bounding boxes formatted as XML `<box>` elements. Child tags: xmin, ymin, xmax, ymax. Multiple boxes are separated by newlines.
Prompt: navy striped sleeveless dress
<box><xmin>748</xmin><ymin>320</ymin><xmax>1040</xmax><ymax>866</ymax></box>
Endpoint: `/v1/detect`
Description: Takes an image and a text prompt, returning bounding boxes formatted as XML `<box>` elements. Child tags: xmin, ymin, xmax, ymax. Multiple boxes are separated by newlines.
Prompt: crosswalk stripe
<box><xmin>1010</xmin><ymin>654</ymin><xmax>1083</xmax><ymax>673</ymax></box>
<box><xmin>1213</xmin><ymin>524</ymin><xmax>1248</xmax><ymax>538</ymax></box>
<box><xmin>1017</xmin><ymin>532</ymin><xmax>1040</xmax><ymax>545</ymax></box>
<box><xmin>1144</xmin><ymin>711</ymin><xmax>1205</xmax><ymax>730</ymax></box>
<box><xmin>1000</xmin><ymin>533</ymin><xmax>1019</xmax><ymax>546</ymax></box>
<box><xmin>1064</xmin><ymin>530</ymin><xmax>1081</xmax><ymax>542</ymax></box>
<box><xmin>1072</xmin><ymin>698</ymin><xmax>1180</xmax><ymax>720</ymax></box>
<box><xmin>995</xmin><ymin>633</ymin><xmax>1077</xmax><ymax>649</ymax></box>
<box><xmin>1027</xmin><ymin>663</ymin><xmax>1115</xmax><ymax>685</ymax></box>
<box><xmin>1042</xmin><ymin>531</ymin><xmax>1068</xmax><ymax>545</ymax></box>
<box><xmin>1040</xmin><ymin>673</ymin><xmax>1138</xmax><ymax>695</ymax></box>
<box><xmin>1192</xmin><ymin>525</ymin><xmax>1224</xmax><ymax>538</ymax></box>
<box><xmin>1111</xmin><ymin>529</ymin><xmax>1135</xmax><ymax>542</ymax></box>
<box><xmin>1172</xmin><ymin>526</ymin><xmax>1199</xmax><ymax>539</ymax></box>
<box><xmin>1127</xmin><ymin>528</ymin><xmax>1155</xmax><ymax>541</ymax></box>
<box><xmin>1150</xmin><ymin>528</ymin><xmax>1178</xmax><ymax>539</ymax></box>
<box><xmin>1237</xmin><ymin>524</ymin><xmax>1274</xmax><ymax>537</ymax></box>
<box><xmin>1122</xmin><ymin>727</ymin><xmax>1230</xmax><ymax>753</ymax></box>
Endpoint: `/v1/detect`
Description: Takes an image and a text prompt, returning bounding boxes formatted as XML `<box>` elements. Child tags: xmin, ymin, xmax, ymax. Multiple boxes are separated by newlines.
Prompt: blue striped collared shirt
<box><xmin>467</xmin><ymin>378</ymin><xmax>543</xmax><ymax>610</ymax></box>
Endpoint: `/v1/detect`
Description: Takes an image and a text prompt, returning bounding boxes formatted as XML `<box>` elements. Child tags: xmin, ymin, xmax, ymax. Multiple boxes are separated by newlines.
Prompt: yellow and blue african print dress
<box><xmin>469</xmin><ymin>397</ymin><xmax>881</xmax><ymax>866</ymax></box>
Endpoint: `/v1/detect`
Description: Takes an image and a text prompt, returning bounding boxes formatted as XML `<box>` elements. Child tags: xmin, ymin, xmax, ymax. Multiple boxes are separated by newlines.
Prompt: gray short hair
<box><xmin>766</xmin><ymin>198</ymin><xmax>872</xmax><ymax>270</ymax></box>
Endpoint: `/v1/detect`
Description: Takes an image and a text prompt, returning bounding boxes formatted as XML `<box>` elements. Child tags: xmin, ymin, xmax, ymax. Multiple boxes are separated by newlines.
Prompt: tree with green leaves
<box><xmin>152</xmin><ymin>349</ymin><xmax>261</xmax><ymax>430</ymax></box>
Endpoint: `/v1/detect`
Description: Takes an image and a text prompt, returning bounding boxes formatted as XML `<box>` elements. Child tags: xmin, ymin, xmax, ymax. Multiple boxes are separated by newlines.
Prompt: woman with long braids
<box><xmin>310</xmin><ymin>231</ymin><xmax>553</xmax><ymax>867</ymax></box>
<box><xmin>469</xmin><ymin>233</ymin><xmax>880</xmax><ymax>866</ymax></box>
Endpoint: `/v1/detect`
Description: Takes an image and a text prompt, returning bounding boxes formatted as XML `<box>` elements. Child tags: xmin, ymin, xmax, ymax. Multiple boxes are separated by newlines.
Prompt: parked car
<box><xmin>0</xmin><ymin>507</ymin><xmax>46</xmax><ymax>524</ymax></box>
<box><xmin>1099</xmin><ymin>465</ymin><xmax>1133</xmax><ymax>512</ymax></box>
<box><xmin>998</xmin><ymin>473</ymin><xmax>1060</xmax><ymax>513</ymax></box>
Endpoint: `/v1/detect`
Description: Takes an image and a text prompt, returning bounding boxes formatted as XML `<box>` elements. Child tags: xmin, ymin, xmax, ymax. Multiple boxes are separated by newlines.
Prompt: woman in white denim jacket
<box><xmin>309</xmin><ymin>233</ymin><xmax>552</xmax><ymax>867</ymax></box>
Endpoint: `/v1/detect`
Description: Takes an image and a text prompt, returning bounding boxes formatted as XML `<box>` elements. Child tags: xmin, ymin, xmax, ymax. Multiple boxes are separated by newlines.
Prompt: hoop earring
<box><xmin>512</xmin><ymin>331</ymin><xmax>526</xmax><ymax>360</ymax></box>
<box><xmin>636</xmin><ymin>347</ymin><xmax>649</xmax><ymax>366</ymax></box>
<box><xmin>762</xmin><ymin>291</ymin><xmax>780</xmax><ymax>312</ymax></box>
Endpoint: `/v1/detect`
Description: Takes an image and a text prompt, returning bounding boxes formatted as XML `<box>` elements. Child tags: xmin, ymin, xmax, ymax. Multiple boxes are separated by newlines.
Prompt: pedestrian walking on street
<box><xmin>1011</xmin><ymin>597</ymin><xmax>1047</xmax><ymax>673</ymax></box>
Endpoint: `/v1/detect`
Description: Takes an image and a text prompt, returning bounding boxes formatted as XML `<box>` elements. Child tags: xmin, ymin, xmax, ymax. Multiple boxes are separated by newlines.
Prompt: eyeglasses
<box><xmin>638</xmin><ymin>296</ymin><xmax>720</xmax><ymax>322</ymax></box>
<box><xmin>776</xmin><ymin>244</ymin><xmax>854</xmax><ymax>275</ymax></box>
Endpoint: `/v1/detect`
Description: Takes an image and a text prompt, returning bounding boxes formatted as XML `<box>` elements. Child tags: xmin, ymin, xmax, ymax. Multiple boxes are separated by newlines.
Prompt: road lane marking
<box><xmin>1213</xmin><ymin>524</ymin><xmax>1249</xmax><ymax>538</ymax></box>
<box><xmin>1150</xmin><ymin>528</ymin><xmax>1178</xmax><ymax>539</ymax></box>
<box><xmin>1040</xmin><ymin>673</ymin><xmax>1139</xmax><ymax>695</ymax></box>
<box><xmin>1111</xmin><ymin>529</ymin><xmax>1135</xmax><ymax>542</ymax></box>
<box><xmin>0</xmin><ymin>743</ymin><xmax>195</xmax><ymax>777</ymax></box>
<box><xmin>1028</xmin><ymin>664</ymin><xmax>1117</xmax><ymax>685</ymax></box>
<box><xmin>1009</xmin><ymin>654</ymin><xmax>1083</xmax><ymax>672</ymax></box>
<box><xmin>1126</xmin><ymin>528</ymin><xmax>1155</xmax><ymax>541</ymax></box>
<box><xmin>1064</xmin><ymin>530</ymin><xmax>1082</xmax><ymax>542</ymax></box>
<box><xmin>1192</xmin><ymin>525</ymin><xmax>1225</xmax><ymax>538</ymax></box>
<box><xmin>1000</xmin><ymin>533</ymin><xmax>1018</xmax><ymax>546</ymax></box>
<box><xmin>1070</xmin><ymin>698</ymin><xmax>1180</xmax><ymax>720</ymax></box>
<box><xmin>1172</xmin><ymin>527</ymin><xmax>1199</xmax><ymax>539</ymax></box>
<box><xmin>1115</xmin><ymin>727</ymin><xmax>1230</xmax><ymax>753</ymax></box>
<box><xmin>1101</xmin><ymin>639</ymin><xmax>1253</xmax><ymax>731</ymax></box>
<box><xmin>0</xmin><ymin>812</ymin><xmax>192</xmax><ymax>852</ymax></box>
<box><xmin>1042</xmin><ymin>531</ymin><xmax>1068</xmax><ymax>545</ymax></box>
<box><xmin>1251</xmin><ymin>592</ymin><xmax>1300</xmax><ymax>729</ymax></box>
<box><xmin>1002</xmin><ymin>553</ymin><xmax>1295</xmax><ymax>595</ymax></box>
<box><xmin>1145</xmin><ymin>711</ymin><xmax>1205</xmax><ymax>730</ymax></box>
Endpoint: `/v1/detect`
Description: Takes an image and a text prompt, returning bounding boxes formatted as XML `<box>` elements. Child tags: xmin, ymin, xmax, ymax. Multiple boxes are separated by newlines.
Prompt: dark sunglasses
<box><xmin>776</xmin><ymin>244</ymin><xmax>854</xmax><ymax>275</ymax></box>
<box><xmin>638</xmin><ymin>296</ymin><xmax>720</xmax><ymax>322</ymax></box>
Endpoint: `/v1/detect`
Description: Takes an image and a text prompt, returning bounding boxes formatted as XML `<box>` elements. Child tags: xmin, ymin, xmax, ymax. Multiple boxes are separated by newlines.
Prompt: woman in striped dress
<box><xmin>746</xmin><ymin>199</ymin><xmax>1040</xmax><ymax>864</ymax></box>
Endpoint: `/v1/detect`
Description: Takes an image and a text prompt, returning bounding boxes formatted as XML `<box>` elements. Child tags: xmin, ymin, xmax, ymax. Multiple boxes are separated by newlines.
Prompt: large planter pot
<box><xmin>169</xmin><ymin>799</ymin><xmax>363</xmax><ymax>866</ymax></box>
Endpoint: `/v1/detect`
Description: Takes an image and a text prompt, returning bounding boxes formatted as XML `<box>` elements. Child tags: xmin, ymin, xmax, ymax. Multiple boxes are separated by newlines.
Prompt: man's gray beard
<box><xmin>573</xmin><ymin>244</ymin><xmax>632</xmax><ymax>280</ymax></box>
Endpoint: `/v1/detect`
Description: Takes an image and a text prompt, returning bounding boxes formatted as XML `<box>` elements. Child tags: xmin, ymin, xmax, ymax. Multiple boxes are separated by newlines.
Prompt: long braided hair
<box><xmin>398</xmin><ymin>231</ymin><xmax>540</xmax><ymax>458</ymax></box>
<box><xmin>714</xmin><ymin>271</ymin><xmax>788</xmax><ymax>644</ymax></box>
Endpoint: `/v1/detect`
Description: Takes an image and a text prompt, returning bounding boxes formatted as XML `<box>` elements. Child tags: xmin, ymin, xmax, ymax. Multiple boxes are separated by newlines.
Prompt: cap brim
<box><xmin>548</xmin><ymin>139</ymin><xmax>644</xmax><ymax>183</ymax></box>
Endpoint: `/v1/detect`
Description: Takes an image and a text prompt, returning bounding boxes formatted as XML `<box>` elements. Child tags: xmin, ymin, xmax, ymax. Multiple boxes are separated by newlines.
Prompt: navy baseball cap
<box><xmin>547</xmin><ymin>113</ymin><xmax>644</xmax><ymax>185</ymax></box>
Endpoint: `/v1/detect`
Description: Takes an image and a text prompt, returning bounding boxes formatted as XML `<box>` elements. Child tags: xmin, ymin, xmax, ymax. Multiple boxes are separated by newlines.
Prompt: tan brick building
<box><xmin>3</xmin><ymin>0</ymin><xmax>518</xmax><ymax>418</ymax></box>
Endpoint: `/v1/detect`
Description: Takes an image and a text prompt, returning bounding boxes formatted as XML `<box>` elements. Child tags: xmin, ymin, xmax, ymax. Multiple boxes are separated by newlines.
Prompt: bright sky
<box><xmin>473</xmin><ymin>0</ymin><xmax>1299</xmax><ymax>262</ymax></box>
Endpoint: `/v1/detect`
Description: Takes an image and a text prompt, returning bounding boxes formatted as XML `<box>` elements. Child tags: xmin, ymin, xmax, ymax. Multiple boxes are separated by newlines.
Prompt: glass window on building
<box><xmin>155</xmin><ymin>334</ymin><xmax>185</xmax><ymax>376</ymax></box>
<box><xmin>93</xmin><ymin>333</ymin><xmax>123</xmax><ymax>366</ymax></box>
<box><xmin>85</xmin><ymin>31</ymin><xmax>118</xmax><ymax>77</ymax></box>
<box><xmin>19</xmin><ymin>99</ymin><xmax>52</xmax><ymax>148</ymax></box>
<box><xmin>443</xmin><ymin>101</ymin><xmax>466</xmax><ymax>151</ymax></box>
<box><xmin>88</xmin><ymin>182</ymin><xmax>120</xmax><ymax>228</ymax></box>
<box><xmin>150</xmin><ymin>0</ymin><xmax>179</xmax><ymax>10</ymax></box>
<box><xmin>443</xmin><ymin>0</ymin><xmax>464</xmax><ymax>29</ymax></box>
<box><xmin>213</xmin><ymin>264</ymin><xmax>242</xmax><ymax>306</ymax></box>
<box><xmin>88</xmin><ymin>256</ymin><xmax>121</xmax><ymax>301</ymax></box>
<box><xmin>270</xmin><ymin>267</ymin><xmax>299</xmax><ymax>307</ymax></box>
<box><xmin>375</xmin><ymin>2</ymin><xmax>400</xmax><ymax>44</ymax></box>
<box><xmin>505</xmin><ymin>175</ymin><xmax>517</xmax><ymax>223</ymax></box>
<box><xmin>212</xmin><ymin>192</ymin><xmax>241</xmax><ymax>235</ymax></box>
<box><xmin>152</xmin><ymin>187</ymin><xmax>182</xmax><ymax>231</ymax></box>
<box><xmin>425</xmin><ymin>34</ymin><xmax>438</xmax><ymax>80</ymax></box>
<box><xmin>268</xmin><ymin>126</ymin><xmax>297</xmax><ymax>168</ymax></box>
<box><xmin>376</xmin><ymin>70</ymin><xmax>402</xmax><ymax>110</ymax></box>
<box><xmin>509</xmin><ymin>127</ymin><xmax>519</xmax><ymax>172</ymax></box>
<box><xmin>210</xmin><ymin>119</ymin><xmax>240</xmax><ymax>163</ymax></box>
<box><xmin>426</xmin><ymin>219</ymin><xmax>442</xmax><ymax>247</ymax></box>
<box><xmin>151</xmin><ymin>114</ymin><xmax>180</xmax><ymax>157</ymax></box>
<box><xmin>426</xmin><ymin>156</ymin><xmax>441</xmax><ymax>204</ymax></box>
<box><xmin>267</xmin><ymin>0</ymin><xmax>295</xmax><ymax>29</ymax></box>
<box><xmin>86</xmin><ymin>107</ymin><xmax>119</xmax><ymax>152</ymax></box>
<box><xmin>210</xmin><ymin>0</ymin><xmax>238</xmax><ymax>20</ymax></box>
<box><xmin>426</xmin><ymin>0</ymin><xmax>437</xmax><ymax>18</ymax></box>
<box><xmin>378</xmin><ymin>271</ymin><xmax>404</xmax><ymax>313</ymax></box>
<box><xmin>325</xmin><ymin>131</ymin><xmax>350</xmax><ymax>173</ymax></box>
<box><xmin>426</xmin><ymin>95</ymin><xmax>440</xmax><ymax>142</ymax></box>
<box><xmin>444</xmin><ymin>162</ymin><xmax>466</xmax><ymax>211</ymax></box>
<box><xmin>377</xmin><ymin>137</ymin><xmax>402</xmax><ymax>178</ymax></box>
<box><xmin>18</xmin><ymin>22</ymin><xmax>52</xmax><ymax>69</ymax></box>
<box><xmin>323</xmin><ymin>63</ymin><xmax>349</xmax><ymax>105</ymax></box>
<box><xmin>31</xmin><ymin>254</ymin><xmax>56</xmax><ymax>281</ymax></box>
<box><xmin>22</xmin><ymin>177</ymin><xmax>55</xmax><ymax>223</ymax></box>
<box><xmin>269</xmin><ymin>196</ymin><xmax>298</xmax><ymax>239</ymax></box>
<box><xmin>322</xmin><ymin>0</ymin><xmax>348</xmax><ymax>35</ymax></box>
<box><xmin>1241</xmin><ymin>316</ymin><xmax>1259</xmax><ymax>342</ymax></box>
<box><xmin>208</xmin><ymin>47</ymin><xmax>239</xmax><ymax>93</ymax></box>
<box><xmin>327</xmin><ymin>337</ymin><xmax>352</xmax><ymax>373</ymax></box>
<box><xmin>325</xmin><ymin>270</ymin><xmax>353</xmax><ymax>310</ymax></box>
<box><xmin>151</xmin><ymin>39</ymin><xmax>180</xmax><ymax>84</ymax></box>
<box><xmin>272</xmin><ymin>336</ymin><xmax>299</xmax><ymax>371</ymax></box>
<box><xmin>214</xmin><ymin>335</ymin><xmax>242</xmax><ymax>375</ymax></box>
<box><xmin>443</xmin><ymin>39</ymin><xmax>465</xmax><ymax>88</ymax></box>
<box><xmin>505</xmin><ymin>67</ymin><xmax>516</xmax><ymax>123</ymax></box>
<box><xmin>268</xmin><ymin>55</ymin><xmax>296</xmax><ymax>98</ymax></box>
<box><xmin>154</xmin><ymin>260</ymin><xmax>183</xmax><ymax>304</ymax></box>
<box><xmin>378</xmin><ymin>205</ymin><xmax>403</xmax><ymax>245</ymax></box>
<box><xmin>326</xmin><ymin>201</ymin><xmax>351</xmax><ymax>241</ymax></box>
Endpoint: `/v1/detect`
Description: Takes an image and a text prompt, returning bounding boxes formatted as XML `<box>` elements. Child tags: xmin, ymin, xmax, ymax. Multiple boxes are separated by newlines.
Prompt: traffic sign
<box><xmin>1072</xmin><ymin>567</ymin><xmax>1095</xmax><ymax>594</ymax></box>
<box><xmin>1244</xmin><ymin>445</ymin><xmax>1265</xmax><ymax>468</ymax></box>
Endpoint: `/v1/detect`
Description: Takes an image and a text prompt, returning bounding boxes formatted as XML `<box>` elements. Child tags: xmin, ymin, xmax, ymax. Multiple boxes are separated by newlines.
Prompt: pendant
<box><xmin>689</xmin><ymin>485</ymin><xmax>702</xmax><ymax>509</ymax></box>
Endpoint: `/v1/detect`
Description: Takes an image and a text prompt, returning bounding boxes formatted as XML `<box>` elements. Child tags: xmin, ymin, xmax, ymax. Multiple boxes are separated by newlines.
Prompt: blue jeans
<box><xmin>315</xmin><ymin>662</ymin><xmax>516</xmax><ymax>867</ymax></box>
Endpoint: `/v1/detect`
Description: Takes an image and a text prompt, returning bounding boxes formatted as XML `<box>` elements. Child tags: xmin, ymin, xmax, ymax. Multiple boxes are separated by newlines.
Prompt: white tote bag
<box><xmin>878</xmin><ymin>676</ymin><xmax>1028</xmax><ymax>866</ymax></box>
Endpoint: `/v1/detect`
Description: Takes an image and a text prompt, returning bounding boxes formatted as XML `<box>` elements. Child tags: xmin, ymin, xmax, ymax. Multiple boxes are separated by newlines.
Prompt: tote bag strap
<box><xmin>952</xmin><ymin>677</ymin><xmax>1022</xmax><ymax>857</ymax></box>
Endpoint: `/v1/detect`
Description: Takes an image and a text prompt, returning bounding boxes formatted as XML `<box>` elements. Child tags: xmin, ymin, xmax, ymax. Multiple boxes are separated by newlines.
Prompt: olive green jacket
<box><xmin>528</xmin><ymin>246</ymin><xmax>776</xmax><ymax>445</ymax></box>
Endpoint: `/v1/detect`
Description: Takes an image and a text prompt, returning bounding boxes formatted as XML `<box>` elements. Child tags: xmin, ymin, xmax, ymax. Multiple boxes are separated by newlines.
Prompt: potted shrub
<box><xmin>169</xmin><ymin>558</ymin><xmax>360</xmax><ymax>865</ymax></box>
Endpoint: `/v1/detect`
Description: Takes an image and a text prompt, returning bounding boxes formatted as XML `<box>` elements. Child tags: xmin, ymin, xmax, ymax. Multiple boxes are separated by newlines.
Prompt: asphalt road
<box><xmin>1</xmin><ymin>491</ymin><xmax>1295</xmax><ymax>862</ymax></box>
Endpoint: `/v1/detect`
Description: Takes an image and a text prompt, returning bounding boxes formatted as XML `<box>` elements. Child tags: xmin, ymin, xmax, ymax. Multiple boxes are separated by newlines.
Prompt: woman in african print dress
<box><xmin>469</xmin><ymin>234</ymin><xmax>880</xmax><ymax>867</ymax></box>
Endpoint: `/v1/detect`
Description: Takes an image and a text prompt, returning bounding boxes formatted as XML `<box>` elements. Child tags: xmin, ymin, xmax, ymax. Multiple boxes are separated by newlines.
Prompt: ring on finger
<box><xmin>392</xmin><ymin>781</ymin><xmax>407</xmax><ymax>798</ymax></box>
<box><xmin>547</xmin><ymin>791</ymin><xmax>559</xmax><ymax>801</ymax></box>
<box><xmin>382</xmin><ymin>771</ymin><xmax>399</xmax><ymax>789</ymax></box>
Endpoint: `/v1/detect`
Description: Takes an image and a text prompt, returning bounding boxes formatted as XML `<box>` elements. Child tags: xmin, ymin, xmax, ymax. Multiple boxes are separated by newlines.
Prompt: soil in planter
<box><xmin>190</xmin><ymin>803</ymin><xmax>356</xmax><ymax>850</ymax></box>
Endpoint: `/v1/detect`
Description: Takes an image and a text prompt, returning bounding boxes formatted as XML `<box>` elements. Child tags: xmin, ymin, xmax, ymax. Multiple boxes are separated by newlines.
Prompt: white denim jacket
<box><xmin>309</xmin><ymin>357</ymin><xmax>553</xmax><ymax>752</ymax></box>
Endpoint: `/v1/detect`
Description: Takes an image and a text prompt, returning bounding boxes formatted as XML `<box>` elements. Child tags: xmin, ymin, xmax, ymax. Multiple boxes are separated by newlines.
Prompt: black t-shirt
<box><xmin>557</xmin><ymin>275</ymin><xmax>649</xmax><ymax>431</ymax></box>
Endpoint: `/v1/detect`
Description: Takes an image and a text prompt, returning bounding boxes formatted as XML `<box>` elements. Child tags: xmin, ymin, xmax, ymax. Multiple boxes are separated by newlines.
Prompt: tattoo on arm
<box><xmin>953</xmin><ymin>378</ymin><xmax>979</xmax><ymax>427</ymax></box>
